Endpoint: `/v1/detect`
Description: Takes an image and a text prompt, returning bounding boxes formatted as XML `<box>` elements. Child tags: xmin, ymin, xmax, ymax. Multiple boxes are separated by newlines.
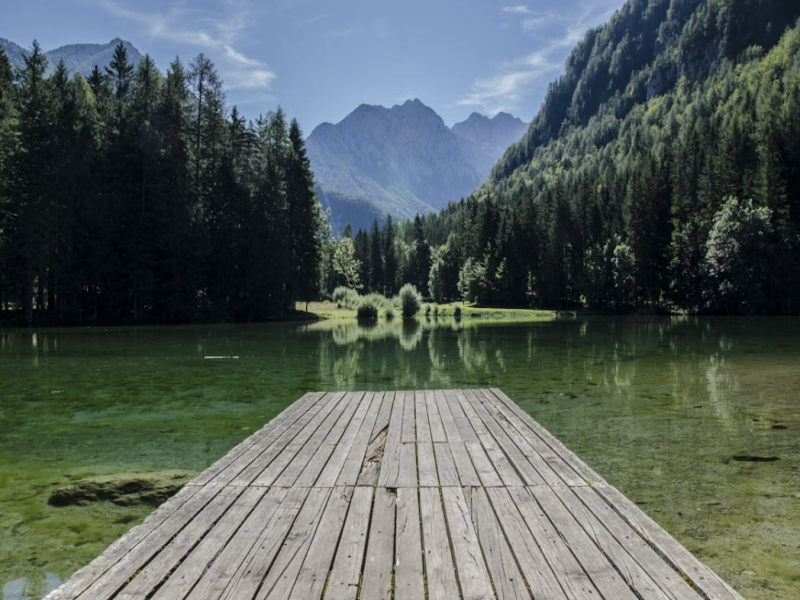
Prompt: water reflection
<box><xmin>1</xmin><ymin>318</ymin><xmax>799</xmax><ymax>599</ymax></box>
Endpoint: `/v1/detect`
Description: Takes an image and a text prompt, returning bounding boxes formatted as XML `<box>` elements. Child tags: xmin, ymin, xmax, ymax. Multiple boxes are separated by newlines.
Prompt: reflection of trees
<box><xmin>313</xmin><ymin>318</ymin><xmax>492</xmax><ymax>389</ymax></box>
<box><xmin>311</xmin><ymin>316</ymin><xmax>795</xmax><ymax>431</ymax></box>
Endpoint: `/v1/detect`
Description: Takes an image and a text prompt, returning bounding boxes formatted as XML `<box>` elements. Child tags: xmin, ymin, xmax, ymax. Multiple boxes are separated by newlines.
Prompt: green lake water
<box><xmin>1</xmin><ymin>317</ymin><xmax>798</xmax><ymax>599</ymax></box>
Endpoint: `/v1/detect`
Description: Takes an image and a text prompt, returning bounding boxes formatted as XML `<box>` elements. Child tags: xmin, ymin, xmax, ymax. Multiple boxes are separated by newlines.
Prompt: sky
<box><xmin>3</xmin><ymin>0</ymin><xmax>625</xmax><ymax>132</ymax></box>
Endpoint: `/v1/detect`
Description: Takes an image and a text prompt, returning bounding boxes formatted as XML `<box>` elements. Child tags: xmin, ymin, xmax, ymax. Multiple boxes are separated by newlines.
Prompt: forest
<box><xmin>3</xmin><ymin>0</ymin><xmax>800</xmax><ymax>322</ymax></box>
<box><xmin>0</xmin><ymin>43</ymin><xmax>325</xmax><ymax>325</ymax></box>
<box><xmin>349</xmin><ymin>0</ymin><xmax>800</xmax><ymax>315</ymax></box>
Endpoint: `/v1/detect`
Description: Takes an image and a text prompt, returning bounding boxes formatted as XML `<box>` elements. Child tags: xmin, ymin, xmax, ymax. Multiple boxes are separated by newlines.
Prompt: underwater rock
<box><xmin>48</xmin><ymin>470</ymin><xmax>196</xmax><ymax>507</ymax></box>
<box><xmin>731</xmin><ymin>456</ymin><xmax>780</xmax><ymax>462</ymax></box>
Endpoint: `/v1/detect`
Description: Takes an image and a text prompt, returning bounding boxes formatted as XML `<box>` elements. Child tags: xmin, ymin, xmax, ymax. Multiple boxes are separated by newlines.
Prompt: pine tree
<box><xmin>7</xmin><ymin>41</ymin><xmax>53</xmax><ymax>323</ymax></box>
<box><xmin>287</xmin><ymin>118</ymin><xmax>323</xmax><ymax>310</ymax></box>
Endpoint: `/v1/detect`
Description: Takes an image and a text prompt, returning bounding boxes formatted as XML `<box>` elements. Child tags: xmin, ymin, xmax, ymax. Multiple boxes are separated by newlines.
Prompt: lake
<box><xmin>1</xmin><ymin>317</ymin><xmax>798</xmax><ymax>599</ymax></box>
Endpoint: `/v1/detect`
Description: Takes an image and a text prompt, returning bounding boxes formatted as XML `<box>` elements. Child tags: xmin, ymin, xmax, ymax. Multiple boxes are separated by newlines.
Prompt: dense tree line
<box><xmin>347</xmin><ymin>0</ymin><xmax>800</xmax><ymax>315</ymax></box>
<box><xmin>0</xmin><ymin>42</ymin><xmax>325</xmax><ymax>324</ymax></box>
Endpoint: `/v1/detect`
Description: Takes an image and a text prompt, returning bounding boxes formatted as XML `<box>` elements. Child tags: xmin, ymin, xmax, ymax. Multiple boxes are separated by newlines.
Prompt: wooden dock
<box><xmin>46</xmin><ymin>389</ymin><xmax>743</xmax><ymax>600</ymax></box>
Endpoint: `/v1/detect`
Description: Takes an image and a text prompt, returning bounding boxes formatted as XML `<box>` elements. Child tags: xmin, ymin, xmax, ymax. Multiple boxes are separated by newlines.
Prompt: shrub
<box><xmin>357</xmin><ymin>298</ymin><xmax>379</xmax><ymax>320</ymax></box>
<box><xmin>384</xmin><ymin>305</ymin><xmax>395</xmax><ymax>320</ymax></box>
<box><xmin>332</xmin><ymin>286</ymin><xmax>360</xmax><ymax>308</ymax></box>
<box><xmin>453</xmin><ymin>305</ymin><xmax>462</xmax><ymax>318</ymax></box>
<box><xmin>398</xmin><ymin>284</ymin><xmax>423</xmax><ymax>317</ymax></box>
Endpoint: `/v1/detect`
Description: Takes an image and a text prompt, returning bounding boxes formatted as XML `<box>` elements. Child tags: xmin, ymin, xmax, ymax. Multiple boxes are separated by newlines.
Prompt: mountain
<box><xmin>306</xmin><ymin>99</ymin><xmax>527</xmax><ymax>233</ymax></box>
<box><xmin>451</xmin><ymin>112</ymin><xmax>528</xmax><ymax>178</ymax></box>
<box><xmin>0</xmin><ymin>38</ymin><xmax>142</xmax><ymax>76</ymax></box>
<box><xmin>415</xmin><ymin>0</ymin><xmax>800</xmax><ymax>314</ymax></box>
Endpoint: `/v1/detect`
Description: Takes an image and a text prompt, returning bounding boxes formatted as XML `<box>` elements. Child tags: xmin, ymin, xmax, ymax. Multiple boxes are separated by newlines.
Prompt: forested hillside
<box><xmin>353</xmin><ymin>0</ymin><xmax>800</xmax><ymax>314</ymax></box>
<box><xmin>0</xmin><ymin>42</ymin><xmax>325</xmax><ymax>325</ymax></box>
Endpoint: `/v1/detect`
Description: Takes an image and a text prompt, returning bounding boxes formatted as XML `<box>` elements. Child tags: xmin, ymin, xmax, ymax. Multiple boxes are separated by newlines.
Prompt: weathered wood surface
<box><xmin>46</xmin><ymin>389</ymin><xmax>744</xmax><ymax>600</ymax></box>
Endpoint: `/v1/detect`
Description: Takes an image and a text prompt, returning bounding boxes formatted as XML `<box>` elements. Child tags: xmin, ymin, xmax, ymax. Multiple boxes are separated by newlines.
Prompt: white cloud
<box><xmin>501</xmin><ymin>5</ymin><xmax>534</xmax><ymax>15</ymax></box>
<box><xmin>298</xmin><ymin>14</ymin><xmax>326</xmax><ymax>27</ymax></box>
<box><xmin>458</xmin><ymin>1</ymin><xmax>618</xmax><ymax>116</ymax></box>
<box><xmin>96</xmin><ymin>0</ymin><xmax>276</xmax><ymax>93</ymax></box>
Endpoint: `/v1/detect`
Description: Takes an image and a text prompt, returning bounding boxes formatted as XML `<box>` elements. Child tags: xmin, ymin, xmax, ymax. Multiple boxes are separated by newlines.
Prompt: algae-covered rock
<box><xmin>48</xmin><ymin>470</ymin><xmax>196</xmax><ymax>507</ymax></box>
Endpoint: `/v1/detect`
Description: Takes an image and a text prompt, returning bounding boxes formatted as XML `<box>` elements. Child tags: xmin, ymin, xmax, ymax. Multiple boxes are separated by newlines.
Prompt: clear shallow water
<box><xmin>0</xmin><ymin>317</ymin><xmax>798</xmax><ymax>599</ymax></box>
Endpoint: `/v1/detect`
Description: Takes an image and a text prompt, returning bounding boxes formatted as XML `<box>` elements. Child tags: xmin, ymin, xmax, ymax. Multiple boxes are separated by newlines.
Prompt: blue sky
<box><xmin>4</xmin><ymin>0</ymin><xmax>624</xmax><ymax>132</ymax></box>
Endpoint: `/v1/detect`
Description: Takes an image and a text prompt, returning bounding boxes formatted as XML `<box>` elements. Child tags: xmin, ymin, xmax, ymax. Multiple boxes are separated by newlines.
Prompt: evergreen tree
<box><xmin>287</xmin><ymin>118</ymin><xmax>324</xmax><ymax>309</ymax></box>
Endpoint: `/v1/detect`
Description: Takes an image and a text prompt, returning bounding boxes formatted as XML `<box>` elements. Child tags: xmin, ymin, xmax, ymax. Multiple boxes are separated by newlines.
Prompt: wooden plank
<box><xmin>433</xmin><ymin>391</ymin><xmax>482</xmax><ymax>486</ymax></box>
<box><xmin>425</xmin><ymin>390</ymin><xmax>447</xmax><ymax>442</ymax></box>
<box><xmin>401</xmin><ymin>390</ymin><xmax>417</xmax><ymax>443</ymax></box>
<box><xmin>335</xmin><ymin>391</ymin><xmax>382</xmax><ymax>486</ymax></box>
<box><xmin>471</xmin><ymin>487</ymin><xmax>530</xmax><ymax>600</ymax></box>
<box><xmin>485</xmin><ymin>388</ymin><xmax>600</xmax><ymax>485</ymax></box>
<box><xmin>173</xmin><ymin>487</ymin><xmax>296</xmax><ymax>600</ymax></box>
<box><xmin>378</xmin><ymin>390</ymin><xmax>405</xmax><ymax>487</ymax></box>
<box><xmin>231</xmin><ymin>392</ymin><xmax>344</xmax><ymax>487</ymax></box>
<box><xmin>397</xmin><ymin>442</ymin><xmax>418</xmax><ymax>487</ymax></box>
<box><xmin>554</xmin><ymin>486</ymin><xmax>702</xmax><ymax>600</ymax></box>
<box><xmin>592</xmin><ymin>482</ymin><xmax>744</xmax><ymax>600</ymax></box>
<box><xmin>417</xmin><ymin>442</ymin><xmax>439</xmax><ymax>487</ymax></box>
<box><xmin>288</xmin><ymin>487</ymin><xmax>354</xmax><ymax>600</ymax></box>
<box><xmin>506</xmin><ymin>486</ymin><xmax>600</xmax><ymax>600</ymax></box>
<box><xmin>465</xmin><ymin>442</ymin><xmax>503</xmax><ymax>488</ymax></box>
<box><xmin>250</xmin><ymin>487</ymin><xmax>332</xmax><ymax>600</ymax></box>
<box><xmin>419</xmin><ymin>488</ymin><xmax>460</xmax><ymax>600</ymax></box>
<box><xmin>43</xmin><ymin>484</ymin><xmax>203</xmax><ymax>600</ymax></box>
<box><xmin>460</xmin><ymin>390</ymin><xmax>523</xmax><ymax>486</ymax></box>
<box><xmin>326</xmin><ymin>487</ymin><xmax>374</xmax><ymax>600</ymax></box>
<box><xmin>415</xmin><ymin>390</ymin><xmax>432</xmax><ymax>443</ymax></box>
<box><xmin>441</xmin><ymin>487</ymin><xmax>494</xmax><ymax>600</ymax></box>
<box><xmin>189</xmin><ymin>392</ymin><xmax>324</xmax><ymax>487</ymax></box>
<box><xmin>294</xmin><ymin>392</ymin><xmax>366</xmax><ymax>487</ymax></box>
<box><xmin>434</xmin><ymin>389</ymin><xmax>463</xmax><ymax>443</ymax></box>
<box><xmin>395</xmin><ymin>487</ymin><xmax>424</xmax><ymax>599</ymax></box>
<box><xmin>272</xmin><ymin>391</ymin><xmax>353</xmax><ymax>487</ymax></box>
<box><xmin>72</xmin><ymin>483</ymin><xmax>225</xmax><ymax>599</ymax></box>
<box><xmin>213</xmin><ymin>393</ymin><xmax>331</xmax><ymax>487</ymax></box>
<box><xmin>141</xmin><ymin>486</ymin><xmax>267</xmax><ymax>600</ymax></box>
<box><xmin>370</xmin><ymin>390</ymin><xmax>394</xmax><ymax>443</ymax></box>
<box><xmin>433</xmin><ymin>442</ymin><xmax>460</xmax><ymax>487</ymax></box>
<box><xmin>450</xmin><ymin>442</ymin><xmax>482</xmax><ymax>487</ymax></box>
<box><xmin>360</xmin><ymin>488</ymin><xmax>395</xmax><ymax>600</ymax></box>
<box><xmin>444</xmin><ymin>389</ymin><xmax>480</xmax><ymax>444</ymax></box>
<box><xmin>528</xmin><ymin>485</ymin><xmax>639</xmax><ymax>600</ymax></box>
<box><xmin>478</xmin><ymin>388</ymin><xmax>586</xmax><ymax>487</ymax></box>
<box><xmin>356</xmin><ymin>393</ymin><xmax>392</xmax><ymax>487</ymax></box>
<box><xmin>465</xmin><ymin>389</ymin><xmax>549</xmax><ymax>486</ymax></box>
<box><xmin>213</xmin><ymin>487</ymin><xmax>309</xmax><ymax>600</ymax></box>
<box><xmin>486</xmin><ymin>487</ymin><xmax>568</xmax><ymax>600</ymax></box>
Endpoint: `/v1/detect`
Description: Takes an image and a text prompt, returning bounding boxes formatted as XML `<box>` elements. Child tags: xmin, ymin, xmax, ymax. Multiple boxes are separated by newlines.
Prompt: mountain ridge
<box><xmin>0</xmin><ymin>37</ymin><xmax>143</xmax><ymax>76</ymax></box>
<box><xmin>307</xmin><ymin>99</ymin><xmax>527</xmax><ymax>232</ymax></box>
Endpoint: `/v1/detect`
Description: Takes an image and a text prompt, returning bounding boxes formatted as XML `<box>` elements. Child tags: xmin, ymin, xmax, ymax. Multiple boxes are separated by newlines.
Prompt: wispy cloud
<box><xmin>501</xmin><ymin>5</ymin><xmax>534</xmax><ymax>15</ymax></box>
<box><xmin>459</xmin><ymin>1</ymin><xmax>618</xmax><ymax>115</ymax></box>
<box><xmin>96</xmin><ymin>0</ymin><xmax>276</xmax><ymax>94</ymax></box>
<box><xmin>298</xmin><ymin>14</ymin><xmax>326</xmax><ymax>27</ymax></box>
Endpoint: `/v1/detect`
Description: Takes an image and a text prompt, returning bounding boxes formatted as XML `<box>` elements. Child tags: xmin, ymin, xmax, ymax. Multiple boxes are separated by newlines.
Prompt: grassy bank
<box><xmin>296</xmin><ymin>301</ymin><xmax>555</xmax><ymax>322</ymax></box>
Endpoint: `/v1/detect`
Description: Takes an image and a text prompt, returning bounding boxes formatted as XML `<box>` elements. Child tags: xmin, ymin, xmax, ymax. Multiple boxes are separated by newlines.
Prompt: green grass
<box><xmin>299</xmin><ymin>300</ymin><xmax>556</xmax><ymax>323</ymax></box>
<box><xmin>426</xmin><ymin>302</ymin><xmax>555</xmax><ymax>321</ymax></box>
